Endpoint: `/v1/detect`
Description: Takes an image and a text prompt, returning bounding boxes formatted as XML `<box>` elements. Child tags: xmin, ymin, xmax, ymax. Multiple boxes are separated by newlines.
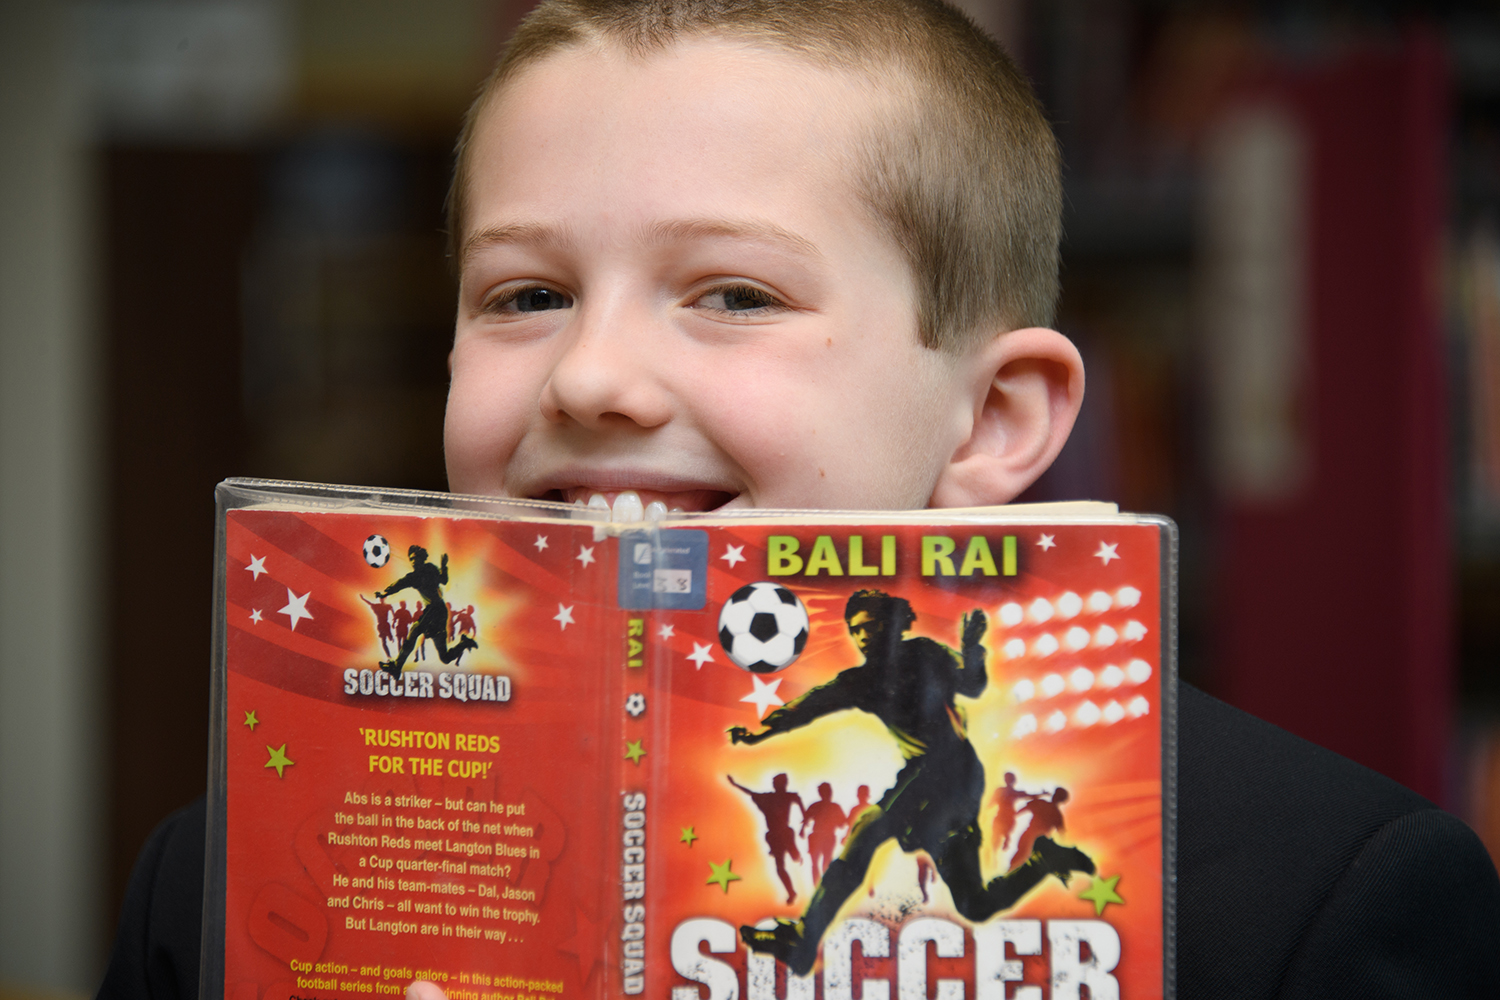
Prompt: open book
<box><xmin>204</xmin><ymin>479</ymin><xmax>1176</xmax><ymax>1000</ymax></box>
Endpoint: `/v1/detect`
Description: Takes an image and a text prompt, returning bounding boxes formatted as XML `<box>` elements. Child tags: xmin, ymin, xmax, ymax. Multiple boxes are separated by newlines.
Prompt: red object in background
<box><xmin>1214</xmin><ymin>32</ymin><xmax>1451</xmax><ymax>803</ymax></box>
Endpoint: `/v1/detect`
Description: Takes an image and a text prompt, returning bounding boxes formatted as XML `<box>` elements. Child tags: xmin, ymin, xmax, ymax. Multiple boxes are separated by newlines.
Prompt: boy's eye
<box><xmin>691</xmin><ymin>284</ymin><xmax>785</xmax><ymax>314</ymax></box>
<box><xmin>484</xmin><ymin>285</ymin><xmax>573</xmax><ymax>314</ymax></box>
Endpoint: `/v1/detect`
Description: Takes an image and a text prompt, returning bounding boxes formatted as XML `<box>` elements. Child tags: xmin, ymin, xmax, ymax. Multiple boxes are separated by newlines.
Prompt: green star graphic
<box><xmin>624</xmin><ymin>739</ymin><xmax>646</xmax><ymax>764</ymax></box>
<box><xmin>706</xmin><ymin>859</ymin><xmax>741</xmax><ymax>894</ymax></box>
<box><xmin>243</xmin><ymin>710</ymin><xmax>259</xmax><ymax>731</ymax></box>
<box><xmin>680</xmin><ymin>826</ymin><xmax>698</xmax><ymax>847</ymax></box>
<box><xmin>264</xmin><ymin>743</ymin><xmax>295</xmax><ymax>778</ymax></box>
<box><xmin>1078</xmin><ymin>873</ymin><xmax>1124</xmax><ymax>915</ymax></box>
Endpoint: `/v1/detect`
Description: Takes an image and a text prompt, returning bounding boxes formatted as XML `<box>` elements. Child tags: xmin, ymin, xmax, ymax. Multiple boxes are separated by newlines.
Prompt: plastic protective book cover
<box><xmin>204</xmin><ymin>478</ymin><xmax>1177</xmax><ymax>1000</ymax></box>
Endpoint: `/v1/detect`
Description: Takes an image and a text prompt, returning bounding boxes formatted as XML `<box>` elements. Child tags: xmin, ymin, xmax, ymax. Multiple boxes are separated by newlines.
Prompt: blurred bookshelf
<box><xmin>88</xmin><ymin>0</ymin><xmax>521</xmax><ymax>928</ymax></box>
<box><xmin>1013</xmin><ymin>1</ymin><xmax>1500</xmax><ymax>866</ymax></box>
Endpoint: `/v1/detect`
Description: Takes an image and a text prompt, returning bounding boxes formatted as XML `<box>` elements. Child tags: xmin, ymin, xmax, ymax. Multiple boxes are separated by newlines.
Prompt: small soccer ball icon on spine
<box><xmin>718</xmin><ymin>582</ymin><xmax>809</xmax><ymax>673</ymax></box>
<box><xmin>363</xmin><ymin>534</ymin><xmax>390</xmax><ymax>568</ymax></box>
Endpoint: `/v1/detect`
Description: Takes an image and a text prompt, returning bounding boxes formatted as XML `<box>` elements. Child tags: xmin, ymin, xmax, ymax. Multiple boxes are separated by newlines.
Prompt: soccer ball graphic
<box><xmin>363</xmin><ymin>534</ymin><xmax>390</xmax><ymax>568</ymax></box>
<box><xmin>717</xmin><ymin>582</ymin><xmax>810</xmax><ymax>673</ymax></box>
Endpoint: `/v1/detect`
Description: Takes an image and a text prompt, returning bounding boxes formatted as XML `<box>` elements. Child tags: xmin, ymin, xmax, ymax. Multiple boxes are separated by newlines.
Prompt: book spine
<box><xmin>619</xmin><ymin>606</ymin><xmax>649</xmax><ymax>995</ymax></box>
<box><xmin>616</xmin><ymin>532</ymin><xmax>653</xmax><ymax>996</ymax></box>
<box><xmin>199</xmin><ymin>486</ymin><xmax>235</xmax><ymax>1000</ymax></box>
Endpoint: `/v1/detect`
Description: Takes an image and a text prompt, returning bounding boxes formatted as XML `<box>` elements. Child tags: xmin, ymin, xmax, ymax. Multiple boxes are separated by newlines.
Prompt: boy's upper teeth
<box><xmin>561</xmin><ymin>487</ymin><xmax>728</xmax><ymax>517</ymax></box>
<box><xmin>612</xmin><ymin>491</ymin><xmax>644</xmax><ymax>522</ymax></box>
<box><xmin>580</xmin><ymin>490</ymin><xmax>651</xmax><ymax>522</ymax></box>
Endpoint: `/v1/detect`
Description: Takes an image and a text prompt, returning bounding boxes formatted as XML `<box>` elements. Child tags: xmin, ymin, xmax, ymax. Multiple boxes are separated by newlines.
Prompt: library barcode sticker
<box><xmin>617</xmin><ymin>529</ymin><xmax>708</xmax><ymax>610</ymax></box>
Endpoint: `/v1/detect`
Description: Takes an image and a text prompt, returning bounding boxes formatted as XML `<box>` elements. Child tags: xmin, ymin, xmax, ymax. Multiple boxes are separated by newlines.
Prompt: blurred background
<box><xmin>2</xmin><ymin>0</ymin><xmax>1500</xmax><ymax>992</ymax></box>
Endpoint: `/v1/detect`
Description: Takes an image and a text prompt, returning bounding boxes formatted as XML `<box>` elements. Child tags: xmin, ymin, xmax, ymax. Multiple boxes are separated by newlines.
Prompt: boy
<box><xmin>100</xmin><ymin>2</ymin><xmax>1500</xmax><ymax>998</ymax></box>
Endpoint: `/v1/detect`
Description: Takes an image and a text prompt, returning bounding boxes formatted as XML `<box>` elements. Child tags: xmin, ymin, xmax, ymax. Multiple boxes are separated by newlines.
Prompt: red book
<box><xmin>205</xmin><ymin>479</ymin><xmax>1175</xmax><ymax>1000</ymax></box>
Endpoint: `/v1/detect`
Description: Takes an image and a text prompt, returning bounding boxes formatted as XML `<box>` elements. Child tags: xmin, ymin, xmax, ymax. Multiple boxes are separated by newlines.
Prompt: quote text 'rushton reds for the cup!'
<box><xmin>359</xmin><ymin>727</ymin><xmax>501</xmax><ymax>779</ymax></box>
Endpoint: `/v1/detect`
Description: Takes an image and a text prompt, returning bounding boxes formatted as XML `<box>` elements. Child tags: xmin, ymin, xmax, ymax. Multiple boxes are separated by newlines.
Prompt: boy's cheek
<box><xmin>442</xmin><ymin>412</ymin><xmax>495</xmax><ymax>496</ymax></box>
<box><xmin>444</xmin><ymin>367</ymin><xmax>526</xmax><ymax>496</ymax></box>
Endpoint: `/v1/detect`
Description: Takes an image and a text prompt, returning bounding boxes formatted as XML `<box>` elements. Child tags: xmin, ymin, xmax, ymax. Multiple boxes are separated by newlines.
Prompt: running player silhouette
<box><xmin>732</xmin><ymin>590</ymin><xmax>1094</xmax><ymax>976</ymax></box>
<box><xmin>989</xmin><ymin>772</ymin><xmax>1041</xmax><ymax>863</ymax></box>
<box><xmin>1010</xmin><ymin>787</ymin><xmax>1071</xmax><ymax>872</ymax></box>
<box><xmin>376</xmin><ymin>546</ymin><xmax>477</xmax><ymax>676</ymax></box>
<box><xmin>800</xmin><ymin>783</ymin><xmax>848</xmax><ymax>884</ymax></box>
<box><xmin>845</xmin><ymin>786</ymin><xmax>884</xmax><ymax>899</ymax></box>
<box><xmin>915</xmin><ymin>855</ymin><xmax>936</xmax><ymax>903</ymax></box>
<box><xmin>452</xmin><ymin>604</ymin><xmax>478</xmax><ymax>641</ymax></box>
<box><xmin>728</xmin><ymin>774</ymin><xmax>805</xmax><ymax>904</ymax></box>
<box><xmin>847</xmin><ymin>785</ymin><xmax>875</xmax><ymax>844</ymax></box>
<box><xmin>360</xmin><ymin>594</ymin><xmax>395</xmax><ymax>657</ymax></box>
<box><xmin>393</xmin><ymin>601</ymin><xmax>413</xmax><ymax>650</ymax></box>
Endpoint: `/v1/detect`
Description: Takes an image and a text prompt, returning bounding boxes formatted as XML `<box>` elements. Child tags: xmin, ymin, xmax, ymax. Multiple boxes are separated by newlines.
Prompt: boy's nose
<box><xmin>538</xmin><ymin>305</ymin><xmax>672</xmax><ymax>430</ymax></box>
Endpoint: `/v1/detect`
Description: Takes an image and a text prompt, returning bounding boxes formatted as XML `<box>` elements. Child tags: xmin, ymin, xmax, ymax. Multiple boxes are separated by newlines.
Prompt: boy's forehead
<box><xmin>460</xmin><ymin>37</ymin><xmax>901</xmax><ymax>255</ymax></box>
<box><xmin>483</xmin><ymin>34</ymin><xmax>888</xmax><ymax>142</ymax></box>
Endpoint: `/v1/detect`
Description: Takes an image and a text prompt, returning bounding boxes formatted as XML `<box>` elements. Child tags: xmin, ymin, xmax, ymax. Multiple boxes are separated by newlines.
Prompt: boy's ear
<box><xmin>928</xmin><ymin>327</ymin><xmax>1085</xmax><ymax>508</ymax></box>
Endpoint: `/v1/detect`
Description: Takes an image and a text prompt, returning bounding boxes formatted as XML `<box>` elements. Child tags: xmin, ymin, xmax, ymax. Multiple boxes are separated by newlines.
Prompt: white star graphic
<box><xmin>1037</xmin><ymin>534</ymin><xmax>1056</xmax><ymax>551</ymax></box>
<box><xmin>278</xmin><ymin>588</ymin><xmax>313</xmax><ymax>631</ymax></box>
<box><xmin>1094</xmin><ymin>542</ymin><xmax>1119</xmax><ymax>565</ymax></box>
<box><xmin>740</xmin><ymin>675</ymin><xmax>785</xmax><ymax>718</ymax></box>
<box><xmin>658</xmin><ymin>623</ymin><xmax>676</xmax><ymax>640</ymax></box>
<box><xmin>720</xmin><ymin>544</ymin><xmax>746</xmax><ymax>568</ymax></box>
<box><xmin>554</xmin><ymin>604</ymin><xmax>575</xmax><ymax>630</ymax></box>
<box><xmin>576</xmin><ymin>545</ymin><xmax>596</xmax><ymax>567</ymax></box>
<box><xmin>249</xmin><ymin>609</ymin><xmax>262</xmax><ymax>624</ymax></box>
<box><xmin>246</xmin><ymin>555</ymin><xmax>267</xmax><ymax>580</ymax></box>
<box><xmin>687</xmin><ymin>642</ymin><xmax>715</xmax><ymax>670</ymax></box>
<box><xmin>534</xmin><ymin>535</ymin><xmax>549</xmax><ymax>552</ymax></box>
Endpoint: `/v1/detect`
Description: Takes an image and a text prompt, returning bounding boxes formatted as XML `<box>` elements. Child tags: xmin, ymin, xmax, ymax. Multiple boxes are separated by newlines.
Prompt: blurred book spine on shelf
<box><xmin>1204</xmin><ymin>34</ymin><xmax>1451</xmax><ymax>804</ymax></box>
<box><xmin>1450</xmin><ymin>17</ymin><xmax>1500</xmax><ymax>866</ymax></box>
<box><xmin>1462</xmin><ymin>727</ymin><xmax>1500</xmax><ymax>867</ymax></box>
<box><xmin>1453</xmin><ymin>200</ymin><xmax>1500</xmax><ymax>871</ymax></box>
<box><xmin>1457</xmin><ymin>226</ymin><xmax>1500</xmax><ymax>527</ymax></box>
<box><xmin>1201</xmin><ymin>104</ymin><xmax>1309</xmax><ymax>504</ymax></box>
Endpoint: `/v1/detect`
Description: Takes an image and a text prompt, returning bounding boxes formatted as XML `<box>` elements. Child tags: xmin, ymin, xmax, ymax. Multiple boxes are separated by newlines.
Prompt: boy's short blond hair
<box><xmin>448</xmin><ymin>0</ymin><xmax>1060</xmax><ymax>351</ymax></box>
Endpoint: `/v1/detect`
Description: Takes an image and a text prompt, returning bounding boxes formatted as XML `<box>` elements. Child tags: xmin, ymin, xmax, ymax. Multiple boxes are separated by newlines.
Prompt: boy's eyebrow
<box><xmin>459</xmin><ymin>221</ymin><xmax>575</xmax><ymax>271</ymax></box>
<box><xmin>459</xmin><ymin>217</ymin><xmax>823</xmax><ymax>272</ymax></box>
<box><xmin>644</xmin><ymin>218</ymin><xmax>824</xmax><ymax>260</ymax></box>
